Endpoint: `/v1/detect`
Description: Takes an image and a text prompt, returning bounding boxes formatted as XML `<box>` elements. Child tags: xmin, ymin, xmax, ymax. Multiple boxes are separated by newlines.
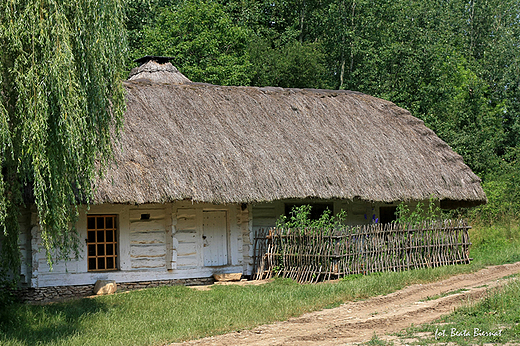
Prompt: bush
<box><xmin>276</xmin><ymin>205</ymin><xmax>347</xmax><ymax>234</ymax></box>
<box><xmin>470</xmin><ymin>151</ymin><xmax>520</xmax><ymax>226</ymax></box>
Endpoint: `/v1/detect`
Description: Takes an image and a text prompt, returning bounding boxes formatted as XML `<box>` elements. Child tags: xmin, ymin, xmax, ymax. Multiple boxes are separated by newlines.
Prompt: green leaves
<box><xmin>276</xmin><ymin>205</ymin><xmax>347</xmax><ymax>234</ymax></box>
<box><xmin>249</xmin><ymin>39</ymin><xmax>327</xmax><ymax>88</ymax></box>
<box><xmin>0</xmin><ymin>0</ymin><xmax>126</xmax><ymax>272</ymax></box>
<box><xmin>138</xmin><ymin>0</ymin><xmax>253</xmax><ymax>85</ymax></box>
<box><xmin>395</xmin><ymin>197</ymin><xmax>442</xmax><ymax>227</ymax></box>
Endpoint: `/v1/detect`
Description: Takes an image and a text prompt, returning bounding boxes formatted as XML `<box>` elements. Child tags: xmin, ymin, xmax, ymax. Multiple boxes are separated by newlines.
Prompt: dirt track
<box><xmin>171</xmin><ymin>262</ymin><xmax>520</xmax><ymax>345</ymax></box>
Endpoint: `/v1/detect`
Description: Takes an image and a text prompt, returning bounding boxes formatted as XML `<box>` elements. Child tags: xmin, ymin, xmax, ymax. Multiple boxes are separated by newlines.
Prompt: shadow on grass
<box><xmin>0</xmin><ymin>297</ymin><xmax>109</xmax><ymax>345</ymax></box>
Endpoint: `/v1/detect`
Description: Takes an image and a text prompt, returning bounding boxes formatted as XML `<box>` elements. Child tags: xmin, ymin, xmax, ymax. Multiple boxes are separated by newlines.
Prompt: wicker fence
<box><xmin>252</xmin><ymin>219</ymin><xmax>471</xmax><ymax>283</ymax></box>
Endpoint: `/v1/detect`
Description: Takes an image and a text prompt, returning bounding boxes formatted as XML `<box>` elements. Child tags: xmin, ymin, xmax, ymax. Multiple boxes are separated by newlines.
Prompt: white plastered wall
<box><xmin>29</xmin><ymin>202</ymin><xmax>248</xmax><ymax>288</ymax></box>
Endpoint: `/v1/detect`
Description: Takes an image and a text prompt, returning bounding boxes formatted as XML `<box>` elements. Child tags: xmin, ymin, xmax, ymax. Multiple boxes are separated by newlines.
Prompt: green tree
<box><xmin>139</xmin><ymin>0</ymin><xmax>253</xmax><ymax>85</ymax></box>
<box><xmin>249</xmin><ymin>39</ymin><xmax>327</xmax><ymax>88</ymax></box>
<box><xmin>220</xmin><ymin>0</ymin><xmax>332</xmax><ymax>88</ymax></box>
<box><xmin>125</xmin><ymin>0</ymin><xmax>178</xmax><ymax>67</ymax></box>
<box><xmin>318</xmin><ymin>0</ymin><xmax>518</xmax><ymax>179</ymax></box>
<box><xmin>0</xmin><ymin>0</ymin><xmax>127</xmax><ymax>276</ymax></box>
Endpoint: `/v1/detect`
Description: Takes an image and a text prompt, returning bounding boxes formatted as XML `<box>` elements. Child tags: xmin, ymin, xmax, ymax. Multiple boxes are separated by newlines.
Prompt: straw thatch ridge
<box><xmin>128</xmin><ymin>60</ymin><xmax>192</xmax><ymax>84</ymax></box>
<box><xmin>94</xmin><ymin>66</ymin><xmax>486</xmax><ymax>207</ymax></box>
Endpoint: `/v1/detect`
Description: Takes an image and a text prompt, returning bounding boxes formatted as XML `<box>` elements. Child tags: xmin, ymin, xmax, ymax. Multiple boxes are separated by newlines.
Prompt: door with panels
<box><xmin>202</xmin><ymin>211</ymin><xmax>228</xmax><ymax>266</ymax></box>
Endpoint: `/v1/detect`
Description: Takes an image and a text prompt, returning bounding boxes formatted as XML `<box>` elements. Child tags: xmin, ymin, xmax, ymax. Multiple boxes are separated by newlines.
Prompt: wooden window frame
<box><xmin>87</xmin><ymin>215</ymin><xmax>118</xmax><ymax>272</ymax></box>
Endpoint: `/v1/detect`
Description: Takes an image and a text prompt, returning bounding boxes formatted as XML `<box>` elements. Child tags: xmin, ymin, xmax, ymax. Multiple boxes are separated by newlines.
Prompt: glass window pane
<box><xmin>88</xmin><ymin>258</ymin><xmax>96</xmax><ymax>270</ymax></box>
<box><xmin>106</xmin><ymin>244</ymin><xmax>113</xmax><ymax>255</ymax></box>
<box><xmin>88</xmin><ymin>244</ymin><xmax>96</xmax><ymax>256</ymax></box>
<box><xmin>87</xmin><ymin>231</ymin><xmax>95</xmax><ymax>243</ymax></box>
<box><xmin>98</xmin><ymin>257</ymin><xmax>105</xmax><ymax>270</ymax></box>
<box><xmin>87</xmin><ymin>217</ymin><xmax>95</xmax><ymax>230</ymax></box>
<box><xmin>106</xmin><ymin>230</ymin><xmax>113</xmax><ymax>242</ymax></box>
<box><xmin>106</xmin><ymin>217</ymin><xmax>113</xmax><ymax>229</ymax></box>
<box><xmin>97</xmin><ymin>244</ymin><xmax>105</xmax><ymax>256</ymax></box>
<box><xmin>97</xmin><ymin>230</ymin><xmax>104</xmax><ymax>243</ymax></box>
<box><xmin>107</xmin><ymin>257</ymin><xmax>115</xmax><ymax>269</ymax></box>
<box><xmin>97</xmin><ymin>217</ymin><xmax>104</xmax><ymax>229</ymax></box>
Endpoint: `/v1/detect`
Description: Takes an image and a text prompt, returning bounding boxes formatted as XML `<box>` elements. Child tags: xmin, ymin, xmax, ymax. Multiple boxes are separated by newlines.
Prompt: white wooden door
<box><xmin>203</xmin><ymin>211</ymin><xmax>228</xmax><ymax>266</ymax></box>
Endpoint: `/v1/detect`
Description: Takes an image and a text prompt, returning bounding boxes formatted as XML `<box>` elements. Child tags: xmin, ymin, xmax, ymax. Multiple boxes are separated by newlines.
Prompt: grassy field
<box><xmin>1</xmin><ymin>223</ymin><xmax>519</xmax><ymax>346</ymax></box>
<box><xmin>387</xmin><ymin>275</ymin><xmax>520</xmax><ymax>346</ymax></box>
<box><xmin>382</xmin><ymin>222</ymin><xmax>520</xmax><ymax>346</ymax></box>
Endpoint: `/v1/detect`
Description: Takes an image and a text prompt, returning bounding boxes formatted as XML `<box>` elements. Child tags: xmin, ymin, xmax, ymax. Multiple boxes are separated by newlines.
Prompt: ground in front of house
<box><xmin>172</xmin><ymin>262</ymin><xmax>520</xmax><ymax>346</ymax></box>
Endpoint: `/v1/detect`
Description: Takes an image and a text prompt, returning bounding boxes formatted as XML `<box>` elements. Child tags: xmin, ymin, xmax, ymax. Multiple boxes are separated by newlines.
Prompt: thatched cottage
<box><xmin>12</xmin><ymin>57</ymin><xmax>486</xmax><ymax>297</ymax></box>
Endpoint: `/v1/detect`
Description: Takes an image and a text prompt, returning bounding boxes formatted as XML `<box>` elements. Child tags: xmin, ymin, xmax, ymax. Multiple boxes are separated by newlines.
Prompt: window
<box><xmin>284</xmin><ymin>203</ymin><xmax>334</xmax><ymax>221</ymax></box>
<box><xmin>379</xmin><ymin>206</ymin><xmax>397</xmax><ymax>224</ymax></box>
<box><xmin>87</xmin><ymin>215</ymin><xmax>118</xmax><ymax>271</ymax></box>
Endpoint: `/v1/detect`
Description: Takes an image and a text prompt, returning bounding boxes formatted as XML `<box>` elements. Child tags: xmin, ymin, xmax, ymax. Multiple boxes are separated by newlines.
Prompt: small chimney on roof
<box><xmin>128</xmin><ymin>56</ymin><xmax>192</xmax><ymax>84</ymax></box>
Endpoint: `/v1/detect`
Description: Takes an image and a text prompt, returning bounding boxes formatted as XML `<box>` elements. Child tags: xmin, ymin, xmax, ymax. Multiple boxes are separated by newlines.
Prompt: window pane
<box><xmin>87</xmin><ymin>217</ymin><xmax>95</xmax><ymax>230</ymax></box>
<box><xmin>97</xmin><ymin>244</ymin><xmax>105</xmax><ymax>256</ymax></box>
<box><xmin>107</xmin><ymin>257</ymin><xmax>115</xmax><ymax>269</ymax></box>
<box><xmin>97</xmin><ymin>257</ymin><xmax>105</xmax><ymax>270</ymax></box>
<box><xmin>87</xmin><ymin>231</ymin><xmax>95</xmax><ymax>243</ymax></box>
<box><xmin>88</xmin><ymin>244</ymin><xmax>96</xmax><ymax>256</ymax></box>
<box><xmin>106</xmin><ymin>244</ymin><xmax>113</xmax><ymax>255</ymax></box>
<box><xmin>97</xmin><ymin>217</ymin><xmax>104</xmax><ymax>229</ymax></box>
<box><xmin>106</xmin><ymin>217</ymin><xmax>113</xmax><ymax>229</ymax></box>
<box><xmin>97</xmin><ymin>230</ymin><xmax>104</xmax><ymax>243</ymax></box>
<box><xmin>88</xmin><ymin>258</ymin><xmax>96</xmax><ymax>270</ymax></box>
<box><xmin>106</xmin><ymin>230</ymin><xmax>113</xmax><ymax>242</ymax></box>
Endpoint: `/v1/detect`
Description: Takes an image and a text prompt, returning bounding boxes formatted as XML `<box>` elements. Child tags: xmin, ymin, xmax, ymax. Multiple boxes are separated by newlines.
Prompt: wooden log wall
<box><xmin>252</xmin><ymin>220</ymin><xmax>471</xmax><ymax>283</ymax></box>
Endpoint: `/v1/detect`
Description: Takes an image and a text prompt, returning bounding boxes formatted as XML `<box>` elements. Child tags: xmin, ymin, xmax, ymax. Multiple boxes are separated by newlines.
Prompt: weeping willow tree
<box><xmin>0</xmin><ymin>0</ymin><xmax>126</xmax><ymax>278</ymax></box>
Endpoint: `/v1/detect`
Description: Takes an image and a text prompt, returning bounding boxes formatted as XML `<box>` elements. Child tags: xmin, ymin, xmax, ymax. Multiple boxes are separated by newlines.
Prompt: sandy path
<box><xmin>171</xmin><ymin>262</ymin><xmax>520</xmax><ymax>346</ymax></box>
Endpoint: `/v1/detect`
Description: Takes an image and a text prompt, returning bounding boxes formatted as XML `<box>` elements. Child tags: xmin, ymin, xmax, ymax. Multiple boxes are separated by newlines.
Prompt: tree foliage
<box><xmin>136</xmin><ymin>0</ymin><xmax>253</xmax><ymax>85</ymax></box>
<box><xmin>0</xmin><ymin>0</ymin><xmax>127</xmax><ymax>273</ymax></box>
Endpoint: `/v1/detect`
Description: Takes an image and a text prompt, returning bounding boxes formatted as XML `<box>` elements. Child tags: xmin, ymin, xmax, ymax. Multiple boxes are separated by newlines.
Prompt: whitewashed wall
<box><xmin>17</xmin><ymin>207</ymin><xmax>33</xmax><ymax>286</ymax></box>
<box><xmin>0</xmin><ymin>207</ymin><xmax>33</xmax><ymax>285</ymax></box>
<box><xmin>18</xmin><ymin>199</ymin><xmax>427</xmax><ymax>288</ymax></box>
<box><xmin>29</xmin><ymin>202</ymin><xmax>246</xmax><ymax>288</ymax></box>
<box><xmin>129</xmin><ymin>206</ymin><xmax>169</xmax><ymax>270</ymax></box>
<box><xmin>171</xmin><ymin>201</ymin><xmax>246</xmax><ymax>273</ymax></box>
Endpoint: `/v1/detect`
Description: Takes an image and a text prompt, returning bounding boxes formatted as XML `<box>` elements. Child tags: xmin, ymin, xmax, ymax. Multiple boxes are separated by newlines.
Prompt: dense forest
<box><xmin>127</xmin><ymin>0</ymin><xmax>520</xmax><ymax>223</ymax></box>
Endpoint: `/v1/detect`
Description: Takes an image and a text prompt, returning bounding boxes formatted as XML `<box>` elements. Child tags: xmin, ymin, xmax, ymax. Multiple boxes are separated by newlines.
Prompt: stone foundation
<box><xmin>14</xmin><ymin>277</ymin><xmax>215</xmax><ymax>303</ymax></box>
<box><xmin>17</xmin><ymin>284</ymin><xmax>95</xmax><ymax>302</ymax></box>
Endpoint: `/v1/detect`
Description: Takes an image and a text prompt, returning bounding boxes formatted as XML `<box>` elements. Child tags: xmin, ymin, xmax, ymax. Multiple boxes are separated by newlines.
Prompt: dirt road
<box><xmin>172</xmin><ymin>262</ymin><xmax>520</xmax><ymax>345</ymax></box>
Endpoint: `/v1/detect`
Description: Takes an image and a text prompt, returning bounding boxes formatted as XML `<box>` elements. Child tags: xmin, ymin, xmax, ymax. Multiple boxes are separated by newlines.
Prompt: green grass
<box><xmin>389</xmin><ymin>221</ymin><xmax>520</xmax><ymax>345</ymax></box>
<box><xmin>366</xmin><ymin>333</ymin><xmax>394</xmax><ymax>345</ymax></box>
<box><xmin>1</xmin><ymin>222</ymin><xmax>519</xmax><ymax>346</ymax></box>
<box><xmin>397</xmin><ymin>276</ymin><xmax>520</xmax><ymax>345</ymax></box>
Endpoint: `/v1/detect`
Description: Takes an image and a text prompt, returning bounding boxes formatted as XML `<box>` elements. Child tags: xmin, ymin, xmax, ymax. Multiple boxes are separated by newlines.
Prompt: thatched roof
<box><xmin>93</xmin><ymin>61</ymin><xmax>486</xmax><ymax>208</ymax></box>
<box><xmin>129</xmin><ymin>58</ymin><xmax>192</xmax><ymax>84</ymax></box>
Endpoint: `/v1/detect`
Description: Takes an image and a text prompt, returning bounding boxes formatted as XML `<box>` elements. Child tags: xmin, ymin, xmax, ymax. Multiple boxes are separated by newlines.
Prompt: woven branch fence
<box><xmin>252</xmin><ymin>219</ymin><xmax>471</xmax><ymax>283</ymax></box>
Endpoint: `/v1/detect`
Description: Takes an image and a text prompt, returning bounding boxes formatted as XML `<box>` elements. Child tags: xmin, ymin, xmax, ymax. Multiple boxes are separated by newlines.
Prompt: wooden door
<box><xmin>203</xmin><ymin>211</ymin><xmax>228</xmax><ymax>266</ymax></box>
